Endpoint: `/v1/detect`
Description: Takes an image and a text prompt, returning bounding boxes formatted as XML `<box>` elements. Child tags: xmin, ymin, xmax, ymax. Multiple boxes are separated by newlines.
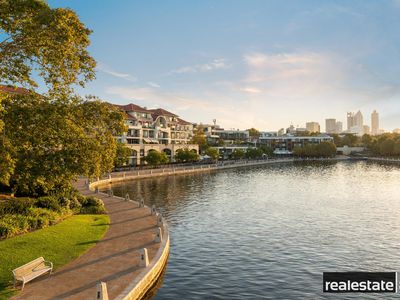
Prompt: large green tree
<box><xmin>0</xmin><ymin>0</ymin><xmax>95</xmax><ymax>96</ymax></box>
<box><xmin>2</xmin><ymin>94</ymin><xmax>125</xmax><ymax>195</ymax></box>
<box><xmin>144</xmin><ymin>150</ymin><xmax>168</xmax><ymax>166</ymax></box>
<box><xmin>175</xmin><ymin>149</ymin><xmax>199</xmax><ymax>163</ymax></box>
<box><xmin>0</xmin><ymin>0</ymin><xmax>109</xmax><ymax>195</ymax></box>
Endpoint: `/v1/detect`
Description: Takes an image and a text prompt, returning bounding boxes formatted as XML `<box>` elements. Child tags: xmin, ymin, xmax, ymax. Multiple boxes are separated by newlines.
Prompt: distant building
<box><xmin>335</xmin><ymin>121</ymin><xmax>343</xmax><ymax>134</ymax></box>
<box><xmin>306</xmin><ymin>122</ymin><xmax>320</xmax><ymax>133</ymax></box>
<box><xmin>259</xmin><ymin>135</ymin><xmax>334</xmax><ymax>155</ymax></box>
<box><xmin>347</xmin><ymin>110</ymin><xmax>364</xmax><ymax>136</ymax></box>
<box><xmin>116</xmin><ymin>103</ymin><xmax>198</xmax><ymax>165</ymax></box>
<box><xmin>371</xmin><ymin>110</ymin><xmax>379</xmax><ymax>135</ymax></box>
<box><xmin>347</xmin><ymin>112</ymin><xmax>355</xmax><ymax>130</ymax></box>
<box><xmin>325</xmin><ymin>119</ymin><xmax>337</xmax><ymax>134</ymax></box>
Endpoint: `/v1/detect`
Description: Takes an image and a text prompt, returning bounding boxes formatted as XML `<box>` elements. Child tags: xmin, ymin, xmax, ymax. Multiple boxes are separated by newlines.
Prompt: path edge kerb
<box><xmin>87</xmin><ymin>180</ymin><xmax>170</xmax><ymax>300</ymax></box>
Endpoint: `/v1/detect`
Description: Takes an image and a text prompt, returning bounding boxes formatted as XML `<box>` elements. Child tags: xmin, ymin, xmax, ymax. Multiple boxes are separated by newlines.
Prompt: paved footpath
<box><xmin>12</xmin><ymin>179</ymin><xmax>162</xmax><ymax>300</ymax></box>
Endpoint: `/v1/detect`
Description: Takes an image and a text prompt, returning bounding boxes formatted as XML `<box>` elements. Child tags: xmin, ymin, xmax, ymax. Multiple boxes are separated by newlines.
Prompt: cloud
<box><xmin>238</xmin><ymin>87</ymin><xmax>262</xmax><ymax>94</ymax></box>
<box><xmin>97</xmin><ymin>62</ymin><xmax>137</xmax><ymax>82</ymax></box>
<box><xmin>169</xmin><ymin>58</ymin><xmax>230</xmax><ymax>74</ymax></box>
<box><xmin>147</xmin><ymin>81</ymin><xmax>160</xmax><ymax>88</ymax></box>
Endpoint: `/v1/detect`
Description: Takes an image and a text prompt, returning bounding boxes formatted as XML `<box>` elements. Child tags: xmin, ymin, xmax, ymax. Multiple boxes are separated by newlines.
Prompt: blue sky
<box><xmin>49</xmin><ymin>0</ymin><xmax>400</xmax><ymax>131</ymax></box>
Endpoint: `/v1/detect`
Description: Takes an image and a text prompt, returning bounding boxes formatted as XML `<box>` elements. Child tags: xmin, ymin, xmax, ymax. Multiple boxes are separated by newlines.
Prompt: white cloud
<box><xmin>97</xmin><ymin>62</ymin><xmax>137</xmax><ymax>82</ymax></box>
<box><xmin>147</xmin><ymin>81</ymin><xmax>160</xmax><ymax>88</ymax></box>
<box><xmin>238</xmin><ymin>87</ymin><xmax>262</xmax><ymax>94</ymax></box>
<box><xmin>169</xmin><ymin>58</ymin><xmax>229</xmax><ymax>74</ymax></box>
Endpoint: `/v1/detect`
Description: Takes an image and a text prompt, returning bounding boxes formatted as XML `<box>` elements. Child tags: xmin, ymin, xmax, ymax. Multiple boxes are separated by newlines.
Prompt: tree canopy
<box><xmin>175</xmin><ymin>148</ymin><xmax>199</xmax><ymax>163</ymax></box>
<box><xmin>144</xmin><ymin>150</ymin><xmax>168</xmax><ymax>166</ymax></box>
<box><xmin>1</xmin><ymin>93</ymin><xmax>126</xmax><ymax>195</ymax></box>
<box><xmin>0</xmin><ymin>0</ymin><xmax>96</xmax><ymax>96</ymax></box>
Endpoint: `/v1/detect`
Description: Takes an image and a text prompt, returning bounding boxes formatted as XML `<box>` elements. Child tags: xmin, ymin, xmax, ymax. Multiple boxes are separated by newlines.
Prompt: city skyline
<box><xmin>46</xmin><ymin>0</ymin><xmax>400</xmax><ymax>131</ymax></box>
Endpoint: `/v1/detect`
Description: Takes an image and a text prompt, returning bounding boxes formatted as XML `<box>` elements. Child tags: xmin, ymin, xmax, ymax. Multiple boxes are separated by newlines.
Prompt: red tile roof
<box><xmin>177</xmin><ymin>118</ymin><xmax>192</xmax><ymax>125</ymax></box>
<box><xmin>0</xmin><ymin>84</ymin><xmax>31</xmax><ymax>95</ymax></box>
<box><xmin>117</xmin><ymin>103</ymin><xmax>152</xmax><ymax>113</ymax></box>
<box><xmin>149</xmin><ymin>108</ymin><xmax>177</xmax><ymax>117</ymax></box>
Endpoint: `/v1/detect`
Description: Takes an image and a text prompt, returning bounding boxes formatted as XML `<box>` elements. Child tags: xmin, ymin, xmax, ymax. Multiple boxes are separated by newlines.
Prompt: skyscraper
<box><xmin>347</xmin><ymin>111</ymin><xmax>363</xmax><ymax>136</ymax></box>
<box><xmin>325</xmin><ymin>119</ymin><xmax>336</xmax><ymax>133</ymax></box>
<box><xmin>371</xmin><ymin>110</ymin><xmax>379</xmax><ymax>135</ymax></box>
<box><xmin>354</xmin><ymin>110</ymin><xmax>363</xmax><ymax>128</ymax></box>
<box><xmin>335</xmin><ymin>121</ymin><xmax>343</xmax><ymax>134</ymax></box>
<box><xmin>347</xmin><ymin>112</ymin><xmax>355</xmax><ymax>130</ymax></box>
<box><xmin>306</xmin><ymin>122</ymin><xmax>320</xmax><ymax>133</ymax></box>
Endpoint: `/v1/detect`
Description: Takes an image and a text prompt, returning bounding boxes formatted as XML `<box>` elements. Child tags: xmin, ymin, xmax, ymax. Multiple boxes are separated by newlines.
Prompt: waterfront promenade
<box><xmin>12</xmin><ymin>179</ymin><xmax>167</xmax><ymax>300</ymax></box>
<box><xmin>94</xmin><ymin>157</ymin><xmax>348</xmax><ymax>187</ymax></box>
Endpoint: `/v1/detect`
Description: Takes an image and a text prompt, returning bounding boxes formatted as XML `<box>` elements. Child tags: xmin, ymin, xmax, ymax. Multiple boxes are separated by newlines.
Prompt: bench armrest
<box><xmin>44</xmin><ymin>261</ymin><xmax>53</xmax><ymax>270</ymax></box>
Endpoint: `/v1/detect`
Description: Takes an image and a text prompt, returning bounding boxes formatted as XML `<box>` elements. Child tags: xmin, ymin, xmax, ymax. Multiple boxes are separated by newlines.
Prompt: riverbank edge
<box><xmin>85</xmin><ymin>180</ymin><xmax>170</xmax><ymax>300</ymax></box>
<box><xmin>91</xmin><ymin>156</ymin><xmax>349</xmax><ymax>190</ymax></box>
<box><xmin>87</xmin><ymin>156</ymin><xmax>349</xmax><ymax>300</ymax></box>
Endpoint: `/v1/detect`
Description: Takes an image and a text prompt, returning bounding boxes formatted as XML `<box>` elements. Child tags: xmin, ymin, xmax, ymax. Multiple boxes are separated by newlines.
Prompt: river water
<box><xmin>109</xmin><ymin>161</ymin><xmax>400</xmax><ymax>299</ymax></box>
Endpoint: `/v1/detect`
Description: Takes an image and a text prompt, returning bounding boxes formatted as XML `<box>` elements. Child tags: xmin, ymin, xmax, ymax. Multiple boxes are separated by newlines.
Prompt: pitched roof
<box><xmin>149</xmin><ymin>108</ymin><xmax>177</xmax><ymax>117</ymax></box>
<box><xmin>0</xmin><ymin>84</ymin><xmax>31</xmax><ymax>95</ymax></box>
<box><xmin>177</xmin><ymin>118</ymin><xmax>192</xmax><ymax>125</ymax></box>
<box><xmin>117</xmin><ymin>103</ymin><xmax>152</xmax><ymax>113</ymax></box>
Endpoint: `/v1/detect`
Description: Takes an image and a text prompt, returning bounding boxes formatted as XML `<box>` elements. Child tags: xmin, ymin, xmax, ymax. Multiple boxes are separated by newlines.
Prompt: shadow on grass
<box><xmin>0</xmin><ymin>284</ymin><xmax>17</xmax><ymax>300</ymax></box>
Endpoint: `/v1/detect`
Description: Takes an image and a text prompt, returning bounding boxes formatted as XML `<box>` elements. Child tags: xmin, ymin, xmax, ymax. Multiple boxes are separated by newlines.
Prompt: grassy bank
<box><xmin>0</xmin><ymin>214</ymin><xmax>109</xmax><ymax>299</ymax></box>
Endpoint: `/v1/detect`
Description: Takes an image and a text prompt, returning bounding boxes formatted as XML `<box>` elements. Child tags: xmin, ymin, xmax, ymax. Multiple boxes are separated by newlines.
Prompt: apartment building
<box><xmin>117</xmin><ymin>103</ymin><xmax>198</xmax><ymax>165</ymax></box>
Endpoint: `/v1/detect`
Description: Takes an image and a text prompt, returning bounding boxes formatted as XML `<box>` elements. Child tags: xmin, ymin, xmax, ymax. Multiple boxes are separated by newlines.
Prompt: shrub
<box><xmin>79</xmin><ymin>196</ymin><xmax>106</xmax><ymax>214</ymax></box>
<box><xmin>0</xmin><ymin>197</ymin><xmax>36</xmax><ymax>215</ymax></box>
<box><xmin>0</xmin><ymin>220</ymin><xmax>20</xmax><ymax>239</ymax></box>
<box><xmin>69</xmin><ymin>196</ymin><xmax>82</xmax><ymax>212</ymax></box>
<box><xmin>27</xmin><ymin>207</ymin><xmax>61</xmax><ymax>225</ymax></box>
<box><xmin>36</xmin><ymin>196</ymin><xmax>61</xmax><ymax>212</ymax></box>
<box><xmin>58</xmin><ymin>196</ymin><xmax>71</xmax><ymax>209</ymax></box>
<box><xmin>0</xmin><ymin>215</ymin><xmax>30</xmax><ymax>238</ymax></box>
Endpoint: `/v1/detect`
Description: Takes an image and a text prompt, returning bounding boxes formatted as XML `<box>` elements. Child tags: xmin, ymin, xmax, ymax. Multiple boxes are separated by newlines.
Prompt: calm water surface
<box><xmin>109</xmin><ymin>161</ymin><xmax>400</xmax><ymax>299</ymax></box>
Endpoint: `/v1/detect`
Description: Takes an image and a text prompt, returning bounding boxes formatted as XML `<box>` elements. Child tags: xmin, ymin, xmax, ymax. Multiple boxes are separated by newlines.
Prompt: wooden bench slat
<box><xmin>12</xmin><ymin>257</ymin><xmax>53</xmax><ymax>290</ymax></box>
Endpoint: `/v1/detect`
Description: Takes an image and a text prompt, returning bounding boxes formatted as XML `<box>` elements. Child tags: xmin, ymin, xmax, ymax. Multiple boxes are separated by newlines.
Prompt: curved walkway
<box><xmin>12</xmin><ymin>179</ymin><xmax>165</xmax><ymax>300</ymax></box>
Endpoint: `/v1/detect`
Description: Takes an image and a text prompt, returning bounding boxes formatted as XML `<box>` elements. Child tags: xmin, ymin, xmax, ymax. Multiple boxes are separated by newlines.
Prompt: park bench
<box><xmin>12</xmin><ymin>257</ymin><xmax>53</xmax><ymax>290</ymax></box>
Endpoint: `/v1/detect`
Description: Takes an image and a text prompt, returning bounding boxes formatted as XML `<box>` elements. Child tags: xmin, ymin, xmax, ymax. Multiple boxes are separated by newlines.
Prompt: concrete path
<box><xmin>12</xmin><ymin>179</ymin><xmax>162</xmax><ymax>300</ymax></box>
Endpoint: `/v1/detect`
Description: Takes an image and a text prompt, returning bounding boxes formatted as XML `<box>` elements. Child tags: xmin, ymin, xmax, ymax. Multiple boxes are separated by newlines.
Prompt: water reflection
<box><xmin>108</xmin><ymin>161</ymin><xmax>400</xmax><ymax>299</ymax></box>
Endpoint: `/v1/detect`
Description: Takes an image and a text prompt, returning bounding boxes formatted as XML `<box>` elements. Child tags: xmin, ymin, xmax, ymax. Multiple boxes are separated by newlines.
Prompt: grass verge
<box><xmin>0</xmin><ymin>214</ymin><xmax>109</xmax><ymax>299</ymax></box>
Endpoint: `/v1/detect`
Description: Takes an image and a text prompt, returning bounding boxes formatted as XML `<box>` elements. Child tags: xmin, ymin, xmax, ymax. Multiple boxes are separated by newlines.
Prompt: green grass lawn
<box><xmin>0</xmin><ymin>214</ymin><xmax>109</xmax><ymax>299</ymax></box>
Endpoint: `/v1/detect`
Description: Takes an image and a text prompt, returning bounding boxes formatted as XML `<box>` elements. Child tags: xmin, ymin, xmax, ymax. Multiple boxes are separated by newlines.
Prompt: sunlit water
<box><xmin>108</xmin><ymin>161</ymin><xmax>400</xmax><ymax>299</ymax></box>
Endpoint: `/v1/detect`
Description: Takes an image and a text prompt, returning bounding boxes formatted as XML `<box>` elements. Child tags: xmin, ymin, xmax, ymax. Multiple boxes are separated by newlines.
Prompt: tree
<box><xmin>315</xmin><ymin>142</ymin><xmax>337</xmax><ymax>157</ymax></box>
<box><xmin>245</xmin><ymin>148</ymin><xmax>264</xmax><ymax>159</ymax></box>
<box><xmin>114</xmin><ymin>143</ymin><xmax>132</xmax><ymax>167</ymax></box>
<box><xmin>341</xmin><ymin>134</ymin><xmax>358</xmax><ymax>147</ymax></box>
<box><xmin>361</xmin><ymin>134</ymin><xmax>373</xmax><ymax>147</ymax></box>
<box><xmin>144</xmin><ymin>150</ymin><xmax>168</xmax><ymax>166</ymax></box>
<box><xmin>259</xmin><ymin>145</ymin><xmax>273</xmax><ymax>157</ymax></box>
<box><xmin>2</xmin><ymin>94</ymin><xmax>126</xmax><ymax>195</ymax></box>
<box><xmin>205</xmin><ymin>147</ymin><xmax>219</xmax><ymax>160</ymax></box>
<box><xmin>248</xmin><ymin>128</ymin><xmax>260</xmax><ymax>139</ymax></box>
<box><xmin>191</xmin><ymin>126</ymin><xmax>208</xmax><ymax>152</ymax></box>
<box><xmin>0</xmin><ymin>0</ymin><xmax>96</xmax><ymax>96</ymax></box>
<box><xmin>175</xmin><ymin>149</ymin><xmax>199</xmax><ymax>163</ymax></box>
<box><xmin>0</xmin><ymin>0</ymin><xmax>98</xmax><ymax>194</ymax></box>
<box><xmin>231</xmin><ymin>149</ymin><xmax>245</xmax><ymax>160</ymax></box>
<box><xmin>380</xmin><ymin>139</ymin><xmax>395</xmax><ymax>156</ymax></box>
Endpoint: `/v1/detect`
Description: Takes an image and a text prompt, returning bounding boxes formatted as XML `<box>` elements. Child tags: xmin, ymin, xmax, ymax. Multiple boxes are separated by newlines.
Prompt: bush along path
<box><xmin>10</xmin><ymin>178</ymin><xmax>165</xmax><ymax>300</ymax></box>
<box><xmin>0</xmin><ymin>193</ymin><xmax>106</xmax><ymax>239</ymax></box>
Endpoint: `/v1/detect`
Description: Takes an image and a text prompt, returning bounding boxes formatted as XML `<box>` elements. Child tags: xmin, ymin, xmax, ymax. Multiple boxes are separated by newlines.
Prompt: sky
<box><xmin>48</xmin><ymin>0</ymin><xmax>400</xmax><ymax>132</ymax></box>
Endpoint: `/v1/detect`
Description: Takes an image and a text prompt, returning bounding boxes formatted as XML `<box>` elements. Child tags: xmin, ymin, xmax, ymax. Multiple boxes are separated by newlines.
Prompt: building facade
<box><xmin>306</xmin><ymin>122</ymin><xmax>320</xmax><ymax>133</ymax></box>
<box><xmin>325</xmin><ymin>119</ymin><xmax>337</xmax><ymax>134</ymax></box>
<box><xmin>116</xmin><ymin>103</ymin><xmax>198</xmax><ymax>165</ymax></box>
<box><xmin>371</xmin><ymin>110</ymin><xmax>379</xmax><ymax>135</ymax></box>
<box><xmin>259</xmin><ymin>135</ymin><xmax>334</xmax><ymax>154</ymax></box>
